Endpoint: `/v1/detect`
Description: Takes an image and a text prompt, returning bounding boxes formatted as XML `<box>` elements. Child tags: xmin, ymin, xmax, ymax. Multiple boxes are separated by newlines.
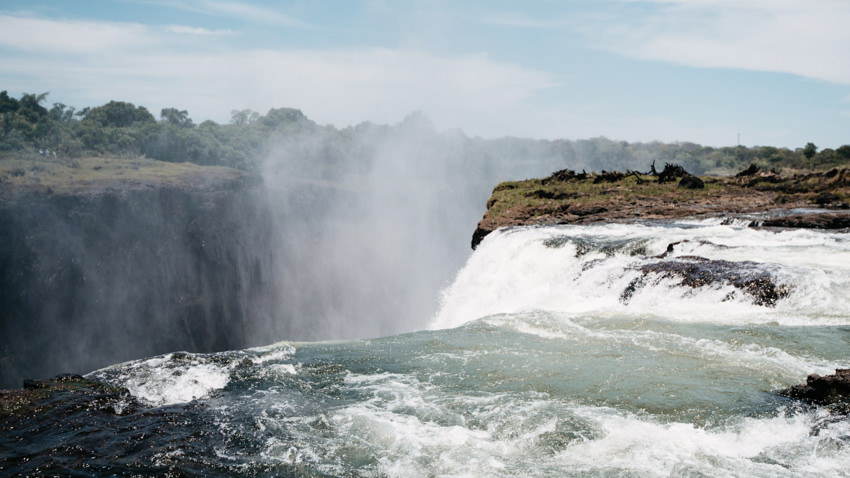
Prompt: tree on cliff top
<box><xmin>804</xmin><ymin>142</ymin><xmax>818</xmax><ymax>160</ymax></box>
<box><xmin>83</xmin><ymin>101</ymin><xmax>155</xmax><ymax>128</ymax></box>
<box><xmin>160</xmin><ymin>108</ymin><xmax>194</xmax><ymax>128</ymax></box>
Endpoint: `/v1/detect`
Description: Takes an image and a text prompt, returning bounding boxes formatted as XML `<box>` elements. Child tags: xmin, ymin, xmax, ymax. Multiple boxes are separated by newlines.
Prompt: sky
<box><xmin>1</xmin><ymin>0</ymin><xmax>848</xmax><ymax>148</ymax></box>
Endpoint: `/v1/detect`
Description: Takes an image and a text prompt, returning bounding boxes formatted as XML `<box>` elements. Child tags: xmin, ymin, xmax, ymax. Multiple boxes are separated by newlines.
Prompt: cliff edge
<box><xmin>472</xmin><ymin>164</ymin><xmax>850</xmax><ymax>248</ymax></box>
<box><xmin>0</xmin><ymin>156</ymin><xmax>282</xmax><ymax>388</ymax></box>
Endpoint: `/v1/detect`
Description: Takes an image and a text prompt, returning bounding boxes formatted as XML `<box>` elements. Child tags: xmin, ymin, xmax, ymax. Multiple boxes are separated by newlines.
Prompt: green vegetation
<box><xmin>1</xmin><ymin>90</ymin><xmax>849</xmax><ymax>176</ymax></box>
<box><xmin>1</xmin><ymin>90</ymin><xmax>325</xmax><ymax>171</ymax></box>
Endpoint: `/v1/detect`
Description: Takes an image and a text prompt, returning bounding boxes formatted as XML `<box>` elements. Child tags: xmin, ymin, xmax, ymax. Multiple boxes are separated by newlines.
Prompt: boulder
<box><xmin>678</xmin><ymin>174</ymin><xmax>705</xmax><ymax>189</ymax></box>
<box><xmin>782</xmin><ymin>369</ymin><xmax>850</xmax><ymax>408</ymax></box>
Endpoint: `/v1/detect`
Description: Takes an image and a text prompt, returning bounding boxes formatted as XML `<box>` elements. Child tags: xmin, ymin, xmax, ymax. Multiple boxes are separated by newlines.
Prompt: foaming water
<box><xmin>432</xmin><ymin>222</ymin><xmax>850</xmax><ymax>329</ymax></box>
<box><xmin>77</xmin><ymin>309</ymin><xmax>850</xmax><ymax>476</ymax></box>
<box><xmin>9</xmin><ymin>220</ymin><xmax>850</xmax><ymax>476</ymax></box>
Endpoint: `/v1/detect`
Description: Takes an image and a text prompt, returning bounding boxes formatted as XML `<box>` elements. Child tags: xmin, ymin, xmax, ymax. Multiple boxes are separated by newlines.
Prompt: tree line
<box><xmin>1</xmin><ymin>90</ymin><xmax>848</xmax><ymax>174</ymax></box>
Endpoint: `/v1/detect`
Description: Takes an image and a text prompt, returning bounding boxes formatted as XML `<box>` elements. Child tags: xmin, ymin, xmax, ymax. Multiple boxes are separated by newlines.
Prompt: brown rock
<box><xmin>782</xmin><ymin>369</ymin><xmax>850</xmax><ymax>406</ymax></box>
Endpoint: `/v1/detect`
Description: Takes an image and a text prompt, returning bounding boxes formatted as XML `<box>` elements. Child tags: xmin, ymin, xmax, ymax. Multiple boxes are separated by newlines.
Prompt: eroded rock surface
<box><xmin>621</xmin><ymin>257</ymin><xmax>791</xmax><ymax>307</ymax></box>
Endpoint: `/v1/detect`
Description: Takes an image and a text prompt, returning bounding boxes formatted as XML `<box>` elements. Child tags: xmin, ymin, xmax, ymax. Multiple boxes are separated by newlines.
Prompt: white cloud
<box><xmin>194</xmin><ymin>0</ymin><xmax>315</xmax><ymax>28</ymax></box>
<box><xmin>133</xmin><ymin>0</ymin><xmax>316</xmax><ymax>28</ymax></box>
<box><xmin>164</xmin><ymin>24</ymin><xmax>235</xmax><ymax>36</ymax></box>
<box><xmin>481</xmin><ymin>12</ymin><xmax>571</xmax><ymax>29</ymax></box>
<box><xmin>0</xmin><ymin>14</ymin><xmax>234</xmax><ymax>55</ymax></box>
<box><xmin>0</xmin><ymin>14</ymin><xmax>155</xmax><ymax>54</ymax></box>
<box><xmin>0</xmin><ymin>13</ymin><xmax>554</xmax><ymax>135</ymax></box>
<box><xmin>580</xmin><ymin>0</ymin><xmax>850</xmax><ymax>85</ymax></box>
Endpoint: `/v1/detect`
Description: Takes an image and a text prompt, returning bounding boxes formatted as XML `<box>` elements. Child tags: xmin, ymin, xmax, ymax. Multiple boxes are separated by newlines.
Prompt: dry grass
<box><xmin>0</xmin><ymin>154</ymin><xmax>247</xmax><ymax>195</ymax></box>
<box><xmin>485</xmin><ymin>173</ymin><xmax>725</xmax><ymax>218</ymax></box>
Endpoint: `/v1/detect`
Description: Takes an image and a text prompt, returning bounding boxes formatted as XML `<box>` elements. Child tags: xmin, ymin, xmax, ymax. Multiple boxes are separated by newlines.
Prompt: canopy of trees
<box><xmin>1</xmin><ymin>90</ymin><xmax>848</xmax><ymax>174</ymax></box>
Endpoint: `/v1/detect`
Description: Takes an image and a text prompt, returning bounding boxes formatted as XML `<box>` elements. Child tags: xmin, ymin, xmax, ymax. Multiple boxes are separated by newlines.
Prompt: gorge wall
<box><xmin>0</xmin><ymin>178</ymin><xmax>283</xmax><ymax>388</ymax></box>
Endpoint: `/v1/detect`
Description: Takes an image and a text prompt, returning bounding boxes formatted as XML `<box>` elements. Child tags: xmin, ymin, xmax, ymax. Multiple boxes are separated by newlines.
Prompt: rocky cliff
<box><xmin>472</xmin><ymin>165</ymin><xmax>850</xmax><ymax>248</ymax></box>
<box><xmin>0</xmin><ymin>167</ymin><xmax>282</xmax><ymax>388</ymax></box>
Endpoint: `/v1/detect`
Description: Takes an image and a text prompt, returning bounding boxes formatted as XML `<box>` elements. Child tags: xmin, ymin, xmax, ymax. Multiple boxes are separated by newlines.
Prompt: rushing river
<box><xmin>8</xmin><ymin>219</ymin><xmax>850</xmax><ymax>476</ymax></box>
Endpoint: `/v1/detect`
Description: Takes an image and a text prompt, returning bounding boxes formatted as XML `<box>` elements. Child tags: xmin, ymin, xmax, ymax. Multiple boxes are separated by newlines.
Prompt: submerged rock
<box><xmin>0</xmin><ymin>374</ymin><xmax>138</xmax><ymax>419</ymax></box>
<box><xmin>622</xmin><ymin>256</ymin><xmax>791</xmax><ymax>307</ymax></box>
<box><xmin>0</xmin><ymin>374</ymin><xmax>221</xmax><ymax>476</ymax></box>
<box><xmin>756</xmin><ymin>213</ymin><xmax>850</xmax><ymax>229</ymax></box>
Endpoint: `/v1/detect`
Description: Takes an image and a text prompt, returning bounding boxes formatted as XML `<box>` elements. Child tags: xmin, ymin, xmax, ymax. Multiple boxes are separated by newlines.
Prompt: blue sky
<box><xmin>1</xmin><ymin>0</ymin><xmax>848</xmax><ymax>148</ymax></box>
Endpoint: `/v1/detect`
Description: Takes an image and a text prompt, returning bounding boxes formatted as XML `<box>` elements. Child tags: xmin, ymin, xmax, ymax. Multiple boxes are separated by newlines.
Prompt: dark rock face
<box><xmin>621</xmin><ymin>257</ymin><xmax>791</xmax><ymax>306</ymax></box>
<box><xmin>471</xmin><ymin>226</ymin><xmax>490</xmax><ymax>249</ymax></box>
<box><xmin>0</xmin><ymin>184</ymin><xmax>283</xmax><ymax>388</ymax></box>
<box><xmin>782</xmin><ymin>369</ymin><xmax>850</xmax><ymax>410</ymax></box>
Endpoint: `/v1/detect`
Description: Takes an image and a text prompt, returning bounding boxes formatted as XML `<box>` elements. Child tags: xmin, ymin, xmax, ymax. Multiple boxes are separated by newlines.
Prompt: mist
<box><xmin>0</xmin><ymin>183</ymin><xmax>282</xmax><ymax>388</ymax></box>
<box><xmin>1</xmin><ymin>109</ymin><xmax>596</xmax><ymax>388</ymax></box>
<box><xmin>254</xmin><ymin>112</ymin><xmax>586</xmax><ymax>340</ymax></box>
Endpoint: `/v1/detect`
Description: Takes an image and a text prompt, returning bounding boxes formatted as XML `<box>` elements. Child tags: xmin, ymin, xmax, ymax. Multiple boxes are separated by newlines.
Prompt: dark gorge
<box><xmin>0</xmin><ymin>177</ymin><xmax>283</xmax><ymax>389</ymax></box>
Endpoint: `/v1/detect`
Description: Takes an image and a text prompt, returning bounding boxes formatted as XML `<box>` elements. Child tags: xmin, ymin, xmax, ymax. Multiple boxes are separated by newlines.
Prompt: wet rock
<box><xmin>1</xmin><ymin>374</ymin><xmax>138</xmax><ymax>418</ymax></box>
<box><xmin>678</xmin><ymin>175</ymin><xmax>705</xmax><ymax>189</ymax></box>
<box><xmin>471</xmin><ymin>226</ymin><xmax>491</xmax><ymax>249</ymax></box>
<box><xmin>655</xmin><ymin>240</ymin><xmax>727</xmax><ymax>258</ymax></box>
<box><xmin>782</xmin><ymin>369</ymin><xmax>850</xmax><ymax>410</ymax></box>
<box><xmin>0</xmin><ymin>374</ymin><xmax>216</xmax><ymax>476</ymax></box>
<box><xmin>544</xmin><ymin>236</ymin><xmax>648</xmax><ymax>257</ymax></box>
<box><xmin>622</xmin><ymin>257</ymin><xmax>791</xmax><ymax>307</ymax></box>
<box><xmin>757</xmin><ymin>213</ymin><xmax>850</xmax><ymax>229</ymax></box>
<box><xmin>736</xmin><ymin>163</ymin><xmax>760</xmax><ymax>177</ymax></box>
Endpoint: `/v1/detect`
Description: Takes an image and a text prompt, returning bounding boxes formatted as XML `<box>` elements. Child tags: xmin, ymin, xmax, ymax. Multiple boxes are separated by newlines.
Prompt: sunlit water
<box><xmin>20</xmin><ymin>220</ymin><xmax>850</xmax><ymax>476</ymax></box>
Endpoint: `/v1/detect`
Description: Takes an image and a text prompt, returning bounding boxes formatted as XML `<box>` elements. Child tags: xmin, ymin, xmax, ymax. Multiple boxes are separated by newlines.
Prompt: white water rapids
<box><xmin>87</xmin><ymin>219</ymin><xmax>850</xmax><ymax>476</ymax></box>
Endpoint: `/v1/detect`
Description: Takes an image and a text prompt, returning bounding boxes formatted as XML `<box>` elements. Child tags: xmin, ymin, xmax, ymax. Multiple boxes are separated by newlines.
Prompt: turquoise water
<box><xmin>85</xmin><ymin>313</ymin><xmax>849</xmax><ymax>476</ymax></box>
<box><xmin>13</xmin><ymin>220</ymin><xmax>850</xmax><ymax>476</ymax></box>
